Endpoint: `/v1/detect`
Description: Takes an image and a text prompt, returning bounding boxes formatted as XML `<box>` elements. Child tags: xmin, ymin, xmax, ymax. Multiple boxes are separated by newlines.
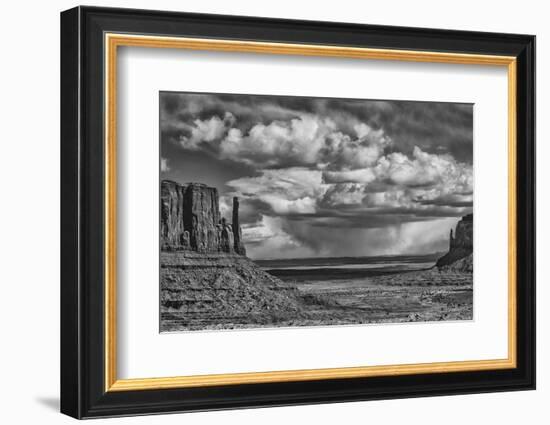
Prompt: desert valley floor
<box><xmin>160</xmin><ymin>251</ymin><xmax>473</xmax><ymax>332</ymax></box>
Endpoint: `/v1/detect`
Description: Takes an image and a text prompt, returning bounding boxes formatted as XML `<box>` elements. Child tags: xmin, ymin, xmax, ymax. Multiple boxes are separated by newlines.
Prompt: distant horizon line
<box><xmin>252</xmin><ymin>251</ymin><xmax>446</xmax><ymax>262</ymax></box>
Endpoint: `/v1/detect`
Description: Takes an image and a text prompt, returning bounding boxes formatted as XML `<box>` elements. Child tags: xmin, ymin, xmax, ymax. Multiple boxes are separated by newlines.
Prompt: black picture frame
<box><xmin>61</xmin><ymin>5</ymin><xmax>535</xmax><ymax>419</ymax></box>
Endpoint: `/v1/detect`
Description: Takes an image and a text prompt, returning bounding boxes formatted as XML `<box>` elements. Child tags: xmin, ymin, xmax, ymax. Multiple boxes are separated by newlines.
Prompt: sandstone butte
<box><xmin>160</xmin><ymin>180</ymin><xmax>246</xmax><ymax>255</ymax></box>
<box><xmin>160</xmin><ymin>181</ymin><xmax>306</xmax><ymax>331</ymax></box>
<box><xmin>436</xmin><ymin>213</ymin><xmax>473</xmax><ymax>272</ymax></box>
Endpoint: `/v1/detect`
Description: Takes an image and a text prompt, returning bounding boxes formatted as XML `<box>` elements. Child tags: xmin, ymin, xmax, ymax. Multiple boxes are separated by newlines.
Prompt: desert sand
<box><xmin>160</xmin><ymin>251</ymin><xmax>472</xmax><ymax>332</ymax></box>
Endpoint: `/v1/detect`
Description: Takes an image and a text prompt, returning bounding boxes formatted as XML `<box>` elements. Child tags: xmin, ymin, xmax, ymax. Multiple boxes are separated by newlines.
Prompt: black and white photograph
<box><xmin>159</xmin><ymin>92</ymin><xmax>474</xmax><ymax>332</ymax></box>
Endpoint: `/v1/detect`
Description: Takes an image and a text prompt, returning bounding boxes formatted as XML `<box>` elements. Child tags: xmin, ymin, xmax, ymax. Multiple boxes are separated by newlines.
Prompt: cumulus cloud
<box><xmin>321</xmin><ymin>147</ymin><xmax>472</xmax><ymax>209</ymax></box>
<box><xmin>323</xmin><ymin>168</ymin><xmax>376</xmax><ymax>184</ymax></box>
<box><xmin>170</xmin><ymin>108</ymin><xmax>392</xmax><ymax>170</ymax></box>
<box><xmin>325</xmin><ymin>147</ymin><xmax>472</xmax><ymax>191</ymax></box>
<box><xmin>225</xmin><ymin>145</ymin><xmax>472</xmax><ymax>226</ymax></box>
<box><xmin>227</xmin><ymin>167</ymin><xmax>326</xmax><ymax>215</ymax></box>
<box><xmin>321</xmin><ymin>183</ymin><xmax>366</xmax><ymax>206</ymax></box>
<box><xmin>161</xmin><ymin>92</ymin><xmax>473</xmax><ymax>162</ymax></box>
<box><xmin>160</xmin><ymin>92</ymin><xmax>473</xmax><ymax>258</ymax></box>
<box><xmin>218</xmin><ymin>149</ymin><xmax>472</xmax><ymax>255</ymax></box>
<box><xmin>179</xmin><ymin>112</ymin><xmax>235</xmax><ymax>150</ymax></box>
<box><xmin>220</xmin><ymin>114</ymin><xmax>336</xmax><ymax>167</ymax></box>
<box><xmin>380</xmin><ymin>147</ymin><xmax>472</xmax><ymax>189</ymax></box>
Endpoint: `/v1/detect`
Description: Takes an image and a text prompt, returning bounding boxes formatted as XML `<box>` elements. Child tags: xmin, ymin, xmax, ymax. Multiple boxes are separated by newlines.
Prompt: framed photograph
<box><xmin>60</xmin><ymin>6</ymin><xmax>535</xmax><ymax>419</ymax></box>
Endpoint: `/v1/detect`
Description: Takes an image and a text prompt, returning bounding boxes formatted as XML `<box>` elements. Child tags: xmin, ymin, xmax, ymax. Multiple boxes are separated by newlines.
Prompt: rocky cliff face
<box><xmin>161</xmin><ymin>180</ymin><xmax>246</xmax><ymax>255</ymax></box>
<box><xmin>436</xmin><ymin>214</ymin><xmax>473</xmax><ymax>269</ymax></box>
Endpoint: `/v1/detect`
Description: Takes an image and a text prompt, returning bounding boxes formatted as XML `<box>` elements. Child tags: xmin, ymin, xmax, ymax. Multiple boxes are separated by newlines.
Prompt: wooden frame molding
<box><xmin>104</xmin><ymin>33</ymin><xmax>518</xmax><ymax>392</ymax></box>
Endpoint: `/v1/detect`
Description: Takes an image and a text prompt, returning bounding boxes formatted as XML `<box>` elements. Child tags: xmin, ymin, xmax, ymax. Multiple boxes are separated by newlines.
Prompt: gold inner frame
<box><xmin>104</xmin><ymin>33</ymin><xmax>517</xmax><ymax>392</ymax></box>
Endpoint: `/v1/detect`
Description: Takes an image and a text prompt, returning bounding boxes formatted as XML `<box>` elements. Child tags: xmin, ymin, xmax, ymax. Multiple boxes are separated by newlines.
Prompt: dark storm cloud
<box><xmin>160</xmin><ymin>92</ymin><xmax>303</xmax><ymax>147</ymax></box>
<box><xmin>278</xmin><ymin>204</ymin><xmax>470</xmax><ymax>229</ymax></box>
<box><xmin>319</xmin><ymin>99</ymin><xmax>473</xmax><ymax>163</ymax></box>
<box><xmin>161</xmin><ymin>92</ymin><xmax>473</xmax><ymax>165</ymax></box>
<box><xmin>160</xmin><ymin>91</ymin><xmax>473</xmax><ymax>258</ymax></box>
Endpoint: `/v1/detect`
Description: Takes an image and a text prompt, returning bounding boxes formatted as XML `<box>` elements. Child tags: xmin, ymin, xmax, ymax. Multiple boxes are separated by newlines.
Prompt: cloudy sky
<box><xmin>160</xmin><ymin>92</ymin><xmax>473</xmax><ymax>260</ymax></box>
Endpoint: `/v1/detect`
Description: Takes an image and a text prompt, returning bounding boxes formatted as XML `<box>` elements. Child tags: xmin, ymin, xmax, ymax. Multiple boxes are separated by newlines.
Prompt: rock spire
<box><xmin>160</xmin><ymin>180</ymin><xmax>246</xmax><ymax>255</ymax></box>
